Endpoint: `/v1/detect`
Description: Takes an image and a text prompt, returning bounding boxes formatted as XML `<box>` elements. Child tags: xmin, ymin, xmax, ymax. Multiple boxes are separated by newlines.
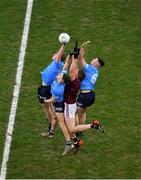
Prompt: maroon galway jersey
<box><xmin>64</xmin><ymin>78</ymin><xmax>80</xmax><ymax>104</ymax></box>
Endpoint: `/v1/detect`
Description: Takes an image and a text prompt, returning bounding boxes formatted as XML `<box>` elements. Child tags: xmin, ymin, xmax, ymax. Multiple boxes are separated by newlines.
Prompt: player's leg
<box><xmin>64</xmin><ymin>104</ymin><xmax>93</xmax><ymax>134</ymax></box>
<box><xmin>76</xmin><ymin>107</ymin><xmax>87</xmax><ymax>124</ymax></box>
<box><xmin>54</xmin><ymin>102</ymin><xmax>74</xmax><ymax>155</ymax></box>
<box><xmin>47</xmin><ymin>103</ymin><xmax>57</xmax><ymax>138</ymax></box>
<box><xmin>64</xmin><ymin>103</ymin><xmax>76</xmax><ymax>135</ymax></box>
<box><xmin>56</xmin><ymin>112</ymin><xmax>74</xmax><ymax>156</ymax></box>
<box><xmin>40</xmin><ymin>103</ymin><xmax>53</xmax><ymax>137</ymax></box>
<box><xmin>42</xmin><ymin>103</ymin><xmax>52</xmax><ymax>124</ymax></box>
<box><xmin>76</xmin><ymin>92</ymin><xmax>88</xmax><ymax>125</ymax></box>
<box><xmin>64</xmin><ymin>103</ymin><xmax>83</xmax><ymax>153</ymax></box>
<box><xmin>76</xmin><ymin>91</ymin><xmax>95</xmax><ymax>124</ymax></box>
<box><xmin>37</xmin><ymin>85</ymin><xmax>53</xmax><ymax>137</ymax></box>
<box><xmin>65</xmin><ymin>104</ymin><xmax>98</xmax><ymax>133</ymax></box>
<box><xmin>56</xmin><ymin>112</ymin><xmax>71</xmax><ymax>141</ymax></box>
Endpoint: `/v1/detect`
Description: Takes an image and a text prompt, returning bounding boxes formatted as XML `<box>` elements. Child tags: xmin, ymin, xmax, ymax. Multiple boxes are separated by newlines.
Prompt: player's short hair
<box><xmin>97</xmin><ymin>57</ymin><xmax>105</xmax><ymax>67</ymax></box>
<box><xmin>78</xmin><ymin>69</ymin><xmax>85</xmax><ymax>81</ymax></box>
<box><xmin>63</xmin><ymin>74</ymin><xmax>70</xmax><ymax>84</ymax></box>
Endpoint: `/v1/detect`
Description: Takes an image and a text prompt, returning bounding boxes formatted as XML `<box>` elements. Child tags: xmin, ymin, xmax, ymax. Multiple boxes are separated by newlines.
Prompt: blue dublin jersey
<box><xmin>51</xmin><ymin>80</ymin><xmax>65</xmax><ymax>102</ymax></box>
<box><xmin>80</xmin><ymin>63</ymin><xmax>99</xmax><ymax>91</ymax></box>
<box><xmin>41</xmin><ymin>59</ymin><xmax>64</xmax><ymax>85</ymax></box>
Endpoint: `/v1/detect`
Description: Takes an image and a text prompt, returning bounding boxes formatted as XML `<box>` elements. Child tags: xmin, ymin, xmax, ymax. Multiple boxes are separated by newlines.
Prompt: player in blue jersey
<box><xmin>44</xmin><ymin>55</ymin><xmax>75</xmax><ymax>156</ymax></box>
<box><xmin>37</xmin><ymin>44</ymin><xmax>66</xmax><ymax>138</ymax></box>
<box><xmin>76</xmin><ymin>47</ymin><xmax>105</xmax><ymax>128</ymax></box>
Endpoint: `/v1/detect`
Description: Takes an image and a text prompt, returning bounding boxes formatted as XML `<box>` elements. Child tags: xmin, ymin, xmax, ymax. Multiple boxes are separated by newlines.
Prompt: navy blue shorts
<box><xmin>53</xmin><ymin>101</ymin><xmax>64</xmax><ymax>113</ymax></box>
<box><xmin>37</xmin><ymin>85</ymin><xmax>51</xmax><ymax>104</ymax></box>
<box><xmin>76</xmin><ymin>91</ymin><xmax>95</xmax><ymax>108</ymax></box>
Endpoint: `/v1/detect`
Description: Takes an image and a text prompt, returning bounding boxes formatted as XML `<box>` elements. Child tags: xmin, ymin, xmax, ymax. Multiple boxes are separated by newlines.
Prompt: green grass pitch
<box><xmin>0</xmin><ymin>0</ymin><xmax>141</xmax><ymax>178</ymax></box>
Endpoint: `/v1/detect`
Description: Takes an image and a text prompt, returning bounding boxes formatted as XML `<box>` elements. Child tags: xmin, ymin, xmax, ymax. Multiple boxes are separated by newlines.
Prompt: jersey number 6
<box><xmin>91</xmin><ymin>74</ymin><xmax>97</xmax><ymax>84</ymax></box>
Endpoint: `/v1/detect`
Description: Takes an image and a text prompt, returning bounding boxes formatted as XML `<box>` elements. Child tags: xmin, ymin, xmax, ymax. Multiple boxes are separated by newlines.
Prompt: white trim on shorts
<box><xmin>64</xmin><ymin>102</ymin><xmax>77</xmax><ymax>119</ymax></box>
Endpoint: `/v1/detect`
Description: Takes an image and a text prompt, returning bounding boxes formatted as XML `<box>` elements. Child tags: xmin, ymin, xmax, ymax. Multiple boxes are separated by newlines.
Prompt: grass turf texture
<box><xmin>0</xmin><ymin>0</ymin><xmax>141</xmax><ymax>179</ymax></box>
<box><xmin>0</xmin><ymin>0</ymin><xmax>27</xmax><ymax>166</ymax></box>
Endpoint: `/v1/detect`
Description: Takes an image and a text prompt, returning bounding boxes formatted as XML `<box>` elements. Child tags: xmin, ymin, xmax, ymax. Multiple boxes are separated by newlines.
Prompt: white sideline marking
<box><xmin>0</xmin><ymin>0</ymin><xmax>34</xmax><ymax>179</ymax></box>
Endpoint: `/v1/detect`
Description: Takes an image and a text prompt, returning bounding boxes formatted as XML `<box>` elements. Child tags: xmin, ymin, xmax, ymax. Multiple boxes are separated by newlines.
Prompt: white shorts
<box><xmin>64</xmin><ymin>103</ymin><xmax>77</xmax><ymax>119</ymax></box>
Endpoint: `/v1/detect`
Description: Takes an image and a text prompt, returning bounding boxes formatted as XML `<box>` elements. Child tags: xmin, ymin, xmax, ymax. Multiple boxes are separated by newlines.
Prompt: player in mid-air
<box><xmin>64</xmin><ymin>47</ymin><xmax>104</xmax><ymax>153</ymax></box>
<box><xmin>76</xmin><ymin>47</ymin><xmax>105</xmax><ymax>130</ymax></box>
<box><xmin>37</xmin><ymin>44</ymin><xmax>66</xmax><ymax>138</ymax></box>
<box><xmin>44</xmin><ymin>55</ymin><xmax>75</xmax><ymax>156</ymax></box>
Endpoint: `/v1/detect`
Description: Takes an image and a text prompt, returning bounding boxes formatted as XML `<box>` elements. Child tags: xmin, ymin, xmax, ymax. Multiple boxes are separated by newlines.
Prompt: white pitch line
<box><xmin>0</xmin><ymin>0</ymin><xmax>34</xmax><ymax>179</ymax></box>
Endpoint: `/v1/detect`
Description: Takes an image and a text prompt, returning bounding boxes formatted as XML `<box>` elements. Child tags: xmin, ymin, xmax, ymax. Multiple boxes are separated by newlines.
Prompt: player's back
<box><xmin>64</xmin><ymin>78</ymin><xmax>80</xmax><ymax>104</ymax></box>
<box><xmin>80</xmin><ymin>64</ymin><xmax>98</xmax><ymax>91</ymax></box>
<box><xmin>41</xmin><ymin>59</ymin><xmax>64</xmax><ymax>85</ymax></box>
<box><xmin>51</xmin><ymin>80</ymin><xmax>65</xmax><ymax>102</ymax></box>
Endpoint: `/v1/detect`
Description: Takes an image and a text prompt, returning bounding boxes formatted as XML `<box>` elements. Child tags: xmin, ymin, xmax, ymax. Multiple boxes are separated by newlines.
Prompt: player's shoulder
<box><xmin>84</xmin><ymin>63</ymin><xmax>89</xmax><ymax>68</ymax></box>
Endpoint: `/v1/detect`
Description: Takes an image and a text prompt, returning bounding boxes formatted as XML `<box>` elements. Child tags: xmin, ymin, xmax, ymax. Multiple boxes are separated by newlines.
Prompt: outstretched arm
<box><xmin>62</xmin><ymin>54</ymin><xmax>72</xmax><ymax>71</ymax></box>
<box><xmin>70</xmin><ymin>55</ymin><xmax>78</xmax><ymax>81</ymax></box>
<box><xmin>52</xmin><ymin>44</ymin><xmax>65</xmax><ymax>62</ymax></box>
<box><xmin>79</xmin><ymin>47</ymin><xmax>86</xmax><ymax>67</ymax></box>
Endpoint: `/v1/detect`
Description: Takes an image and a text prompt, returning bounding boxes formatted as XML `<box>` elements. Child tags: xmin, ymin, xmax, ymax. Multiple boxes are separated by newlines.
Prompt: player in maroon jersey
<box><xmin>64</xmin><ymin>55</ymin><xmax>102</xmax><ymax>153</ymax></box>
